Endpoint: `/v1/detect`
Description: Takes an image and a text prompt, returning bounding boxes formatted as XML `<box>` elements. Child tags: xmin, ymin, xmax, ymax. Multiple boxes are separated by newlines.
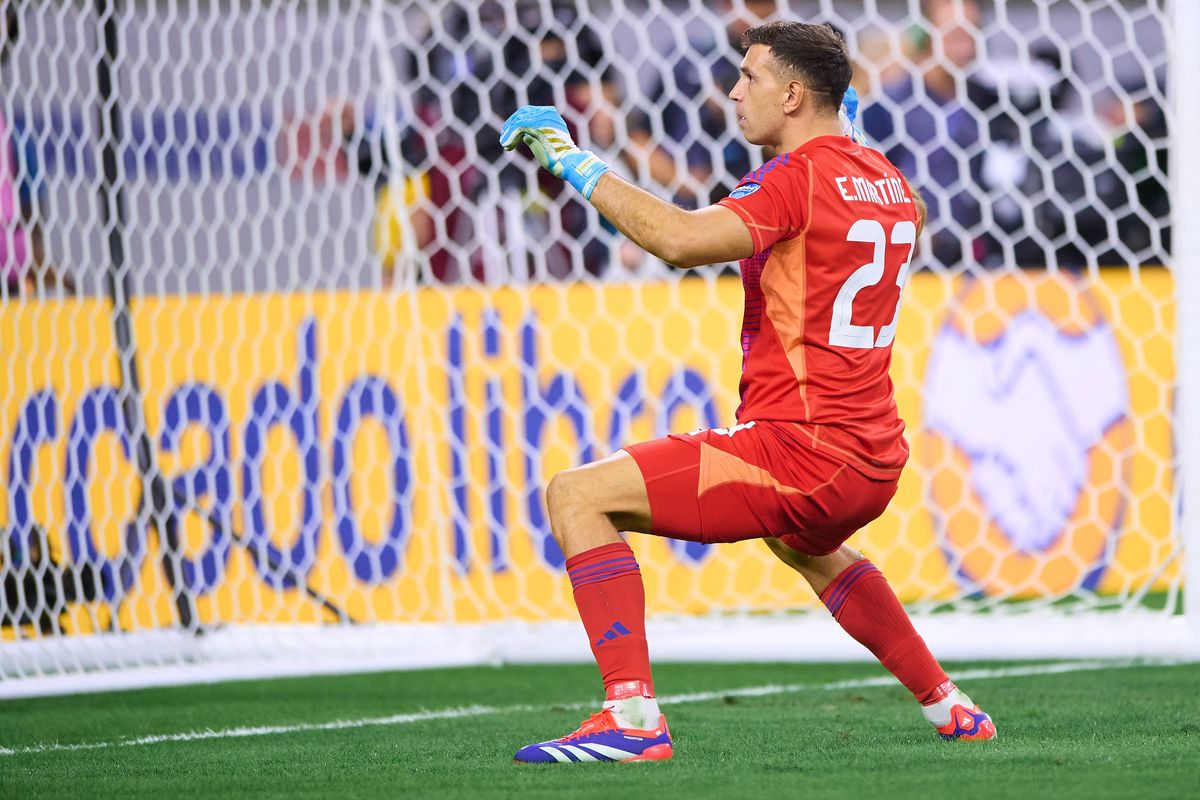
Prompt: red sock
<box><xmin>820</xmin><ymin>560</ymin><xmax>950</xmax><ymax>704</ymax></box>
<box><xmin>565</xmin><ymin>541</ymin><xmax>654</xmax><ymax>695</ymax></box>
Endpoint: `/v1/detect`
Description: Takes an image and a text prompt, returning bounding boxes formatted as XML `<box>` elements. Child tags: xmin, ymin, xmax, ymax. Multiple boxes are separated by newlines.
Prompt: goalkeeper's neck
<box><xmin>768</xmin><ymin>111</ymin><xmax>845</xmax><ymax>156</ymax></box>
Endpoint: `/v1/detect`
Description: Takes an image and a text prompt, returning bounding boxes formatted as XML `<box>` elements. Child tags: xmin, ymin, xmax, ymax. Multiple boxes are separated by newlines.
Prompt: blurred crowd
<box><xmin>857</xmin><ymin>0</ymin><xmax>1168</xmax><ymax>272</ymax></box>
<box><xmin>334</xmin><ymin>0</ymin><xmax>1169</xmax><ymax>285</ymax></box>
<box><xmin>0</xmin><ymin>0</ymin><xmax>1171</xmax><ymax>294</ymax></box>
<box><xmin>1</xmin><ymin>7</ymin><xmax>73</xmax><ymax>299</ymax></box>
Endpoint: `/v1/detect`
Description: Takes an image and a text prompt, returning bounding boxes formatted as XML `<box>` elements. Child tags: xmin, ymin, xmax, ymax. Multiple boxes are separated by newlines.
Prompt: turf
<box><xmin>1</xmin><ymin>661</ymin><xmax>1197</xmax><ymax>799</ymax></box>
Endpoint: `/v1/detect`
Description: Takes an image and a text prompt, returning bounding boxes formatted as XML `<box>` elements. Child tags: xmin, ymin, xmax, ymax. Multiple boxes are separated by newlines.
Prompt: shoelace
<box><xmin>561</xmin><ymin>711</ymin><xmax>617</xmax><ymax>741</ymax></box>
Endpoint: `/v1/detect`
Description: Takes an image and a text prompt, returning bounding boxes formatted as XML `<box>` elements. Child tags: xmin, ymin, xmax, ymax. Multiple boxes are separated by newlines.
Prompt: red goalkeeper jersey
<box><xmin>715</xmin><ymin>134</ymin><xmax>919</xmax><ymax>479</ymax></box>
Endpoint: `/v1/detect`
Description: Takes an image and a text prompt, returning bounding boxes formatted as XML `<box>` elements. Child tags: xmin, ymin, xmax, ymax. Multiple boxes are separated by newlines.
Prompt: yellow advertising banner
<box><xmin>0</xmin><ymin>269</ymin><xmax>1177</xmax><ymax>636</ymax></box>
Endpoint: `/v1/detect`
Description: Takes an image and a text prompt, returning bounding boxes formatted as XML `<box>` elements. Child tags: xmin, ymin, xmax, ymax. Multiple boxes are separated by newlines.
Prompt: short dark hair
<box><xmin>741</xmin><ymin>21</ymin><xmax>852</xmax><ymax>113</ymax></box>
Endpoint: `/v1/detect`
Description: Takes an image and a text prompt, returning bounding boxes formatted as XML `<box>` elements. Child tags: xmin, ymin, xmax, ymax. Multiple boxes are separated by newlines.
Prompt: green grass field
<box><xmin>2</xmin><ymin>660</ymin><xmax>1197</xmax><ymax>799</ymax></box>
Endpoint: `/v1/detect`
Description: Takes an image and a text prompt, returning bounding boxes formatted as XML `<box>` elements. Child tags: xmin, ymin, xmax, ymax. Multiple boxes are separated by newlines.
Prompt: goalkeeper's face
<box><xmin>728</xmin><ymin>44</ymin><xmax>789</xmax><ymax>147</ymax></box>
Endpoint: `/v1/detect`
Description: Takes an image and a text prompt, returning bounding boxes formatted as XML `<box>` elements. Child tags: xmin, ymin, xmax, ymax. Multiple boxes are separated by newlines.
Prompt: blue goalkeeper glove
<box><xmin>500</xmin><ymin>106</ymin><xmax>610</xmax><ymax>200</ymax></box>
<box><xmin>839</xmin><ymin>87</ymin><xmax>868</xmax><ymax>146</ymax></box>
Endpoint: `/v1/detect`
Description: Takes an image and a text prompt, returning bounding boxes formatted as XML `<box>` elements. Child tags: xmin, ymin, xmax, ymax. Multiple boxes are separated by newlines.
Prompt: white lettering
<box><xmin>835</xmin><ymin>174</ymin><xmax>914</xmax><ymax>205</ymax></box>
<box><xmin>874</xmin><ymin>179</ymin><xmax>890</xmax><ymax>203</ymax></box>
<box><xmin>869</xmin><ymin>180</ymin><xmax>884</xmax><ymax>204</ymax></box>
<box><xmin>851</xmin><ymin>176</ymin><xmax>868</xmax><ymax>201</ymax></box>
<box><xmin>836</xmin><ymin>176</ymin><xmax>853</xmax><ymax>201</ymax></box>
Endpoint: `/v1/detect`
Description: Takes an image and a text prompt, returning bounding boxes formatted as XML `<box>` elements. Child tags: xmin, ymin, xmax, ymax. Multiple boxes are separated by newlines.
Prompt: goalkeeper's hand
<box><xmin>500</xmin><ymin>106</ymin><xmax>610</xmax><ymax>200</ymax></box>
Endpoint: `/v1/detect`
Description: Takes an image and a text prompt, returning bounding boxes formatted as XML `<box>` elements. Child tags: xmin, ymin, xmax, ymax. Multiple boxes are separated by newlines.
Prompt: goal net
<box><xmin>1</xmin><ymin>0</ymin><xmax>1195</xmax><ymax>696</ymax></box>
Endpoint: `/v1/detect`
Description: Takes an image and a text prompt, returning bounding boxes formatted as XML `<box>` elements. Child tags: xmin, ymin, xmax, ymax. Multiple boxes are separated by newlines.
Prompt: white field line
<box><xmin>0</xmin><ymin>659</ymin><xmax>1160</xmax><ymax>757</ymax></box>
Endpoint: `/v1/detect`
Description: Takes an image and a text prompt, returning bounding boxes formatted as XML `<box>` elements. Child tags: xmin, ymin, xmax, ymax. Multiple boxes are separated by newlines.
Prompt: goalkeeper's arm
<box><xmin>588</xmin><ymin>142</ymin><xmax>927</xmax><ymax>267</ymax></box>
<box><xmin>500</xmin><ymin>106</ymin><xmax>752</xmax><ymax>269</ymax></box>
<box><xmin>587</xmin><ymin>173</ymin><xmax>752</xmax><ymax>269</ymax></box>
<box><xmin>498</xmin><ymin>101</ymin><xmax>912</xmax><ymax>269</ymax></box>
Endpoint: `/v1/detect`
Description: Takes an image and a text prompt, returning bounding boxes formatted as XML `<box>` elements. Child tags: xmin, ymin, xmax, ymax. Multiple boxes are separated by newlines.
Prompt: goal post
<box><xmin>0</xmin><ymin>0</ymin><xmax>1197</xmax><ymax>699</ymax></box>
<box><xmin>1171</xmin><ymin>0</ymin><xmax>1200</xmax><ymax>643</ymax></box>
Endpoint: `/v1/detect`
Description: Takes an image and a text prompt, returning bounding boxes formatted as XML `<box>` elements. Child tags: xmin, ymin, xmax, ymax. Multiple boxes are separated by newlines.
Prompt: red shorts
<box><xmin>624</xmin><ymin>420</ymin><xmax>899</xmax><ymax>556</ymax></box>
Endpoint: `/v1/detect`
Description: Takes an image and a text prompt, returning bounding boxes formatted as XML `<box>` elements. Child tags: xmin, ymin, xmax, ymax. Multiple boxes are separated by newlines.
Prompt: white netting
<box><xmin>0</xmin><ymin>0</ymin><xmax>1193</xmax><ymax>694</ymax></box>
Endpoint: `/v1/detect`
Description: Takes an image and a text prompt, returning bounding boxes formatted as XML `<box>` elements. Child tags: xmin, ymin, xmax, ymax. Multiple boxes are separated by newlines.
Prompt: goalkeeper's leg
<box><xmin>765</xmin><ymin>538</ymin><xmax>997</xmax><ymax>741</ymax></box>
<box><xmin>513</xmin><ymin>451</ymin><xmax>671</xmax><ymax>764</ymax></box>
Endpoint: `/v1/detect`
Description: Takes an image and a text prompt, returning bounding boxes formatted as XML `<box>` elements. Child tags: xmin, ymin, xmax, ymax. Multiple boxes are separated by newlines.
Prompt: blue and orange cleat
<box><xmin>936</xmin><ymin>703</ymin><xmax>997</xmax><ymax>741</ymax></box>
<box><xmin>513</xmin><ymin>709</ymin><xmax>673</xmax><ymax>763</ymax></box>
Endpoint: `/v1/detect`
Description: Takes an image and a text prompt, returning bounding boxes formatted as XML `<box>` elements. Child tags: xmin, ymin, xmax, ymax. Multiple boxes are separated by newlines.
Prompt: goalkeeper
<box><xmin>501</xmin><ymin>21</ymin><xmax>995</xmax><ymax>764</ymax></box>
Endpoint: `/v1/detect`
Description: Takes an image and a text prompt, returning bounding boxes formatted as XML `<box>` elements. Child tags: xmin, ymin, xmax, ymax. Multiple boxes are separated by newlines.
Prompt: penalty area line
<box><xmin>0</xmin><ymin>658</ymin><xmax>1157</xmax><ymax>757</ymax></box>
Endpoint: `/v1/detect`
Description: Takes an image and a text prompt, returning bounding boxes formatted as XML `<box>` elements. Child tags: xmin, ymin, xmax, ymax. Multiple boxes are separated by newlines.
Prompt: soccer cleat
<box><xmin>936</xmin><ymin>703</ymin><xmax>997</xmax><ymax>741</ymax></box>
<box><xmin>921</xmin><ymin>682</ymin><xmax>996</xmax><ymax>742</ymax></box>
<box><xmin>513</xmin><ymin>709</ymin><xmax>673</xmax><ymax>764</ymax></box>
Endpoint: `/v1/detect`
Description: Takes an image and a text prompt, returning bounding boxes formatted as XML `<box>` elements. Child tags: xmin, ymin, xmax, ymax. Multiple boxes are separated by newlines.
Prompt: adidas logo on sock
<box><xmin>594</xmin><ymin>621</ymin><xmax>631</xmax><ymax>647</ymax></box>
